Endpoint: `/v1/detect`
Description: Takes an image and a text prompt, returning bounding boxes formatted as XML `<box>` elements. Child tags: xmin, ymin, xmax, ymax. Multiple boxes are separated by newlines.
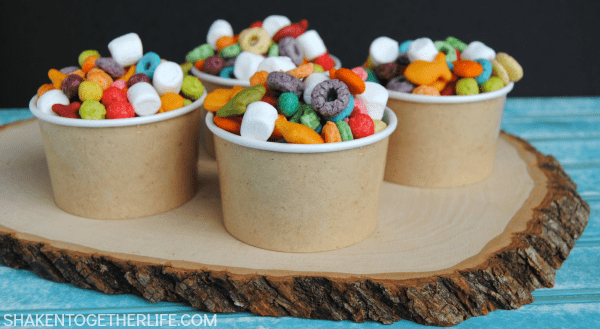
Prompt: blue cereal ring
<box><xmin>325</xmin><ymin>96</ymin><xmax>354</xmax><ymax>122</ymax></box>
<box><xmin>399</xmin><ymin>40</ymin><xmax>412</xmax><ymax>54</ymax></box>
<box><xmin>475</xmin><ymin>59</ymin><xmax>492</xmax><ymax>84</ymax></box>
<box><xmin>136</xmin><ymin>52</ymin><xmax>161</xmax><ymax>79</ymax></box>
<box><xmin>314</xmin><ymin>124</ymin><xmax>323</xmax><ymax>134</ymax></box>
<box><xmin>447</xmin><ymin>61</ymin><xmax>454</xmax><ymax>71</ymax></box>
<box><xmin>219</xmin><ymin>66</ymin><xmax>235</xmax><ymax>79</ymax></box>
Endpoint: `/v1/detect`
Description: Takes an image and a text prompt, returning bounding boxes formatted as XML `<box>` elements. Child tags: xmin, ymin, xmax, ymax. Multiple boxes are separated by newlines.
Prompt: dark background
<box><xmin>1</xmin><ymin>0</ymin><xmax>598</xmax><ymax>108</ymax></box>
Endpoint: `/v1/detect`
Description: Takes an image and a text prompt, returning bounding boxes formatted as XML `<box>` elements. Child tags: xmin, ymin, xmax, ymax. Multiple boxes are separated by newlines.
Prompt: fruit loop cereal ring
<box><xmin>106</xmin><ymin>101</ymin><xmax>135</xmax><ymax>119</ymax></box>
<box><xmin>456</xmin><ymin>78</ymin><xmax>479</xmax><ymax>95</ymax></box>
<box><xmin>481</xmin><ymin>76</ymin><xmax>505</xmax><ymax>93</ymax></box>
<box><xmin>310</xmin><ymin>79</ymin><xmax>352</xmax><ymax>117</ymax></box>
<box><xmin>78</xmin><ymin>81</ymin><xmax>103</xmax><ymax>102</ymax></box>
<box><xmin>268</xmin><ymin>44</ymin><xmax>279</xmax><ymax>57</ymax></box>
<box><xmin>220</xmin><ymin>43</ymin><xmax>242</xmax><ymax>59</ymax></box>
<box><xmin>398</xmin><ymin>40</ymin><xmax>412</xmax><ymax>54</ymax></box>
<box><xmin>136</xmin><ymin>52</ymin><xmax>162</xmax><ymax>79</ymax></box>
<box><xmin>474</xmin><ymin>59</ymin><xmax>492</xmax><ymax>84</ymax></box>
<box><xmin>181</xmin><ymin>75</ymin><xmax>205</xmax><ymax>100</ymax></box>
<box><xmin>128</xmin><ymin>73</ymin><xmax>150</xmax><ymax>87</ymax></box>
<box><xmin>496</xmin><ymin>52</ymin><xmax>523</xmax><ymax>82</ymax></box>
<box><xmin>335</xmin><ymin>120</ymin><xmax>353</xmax><ymax>141</ymax></box>
<box><xmin>102</xmin><ymin>86</ymin><xmax>128</xmax><ymax>107</ymax></box>
<box><xmin>186</xmin><ymin>44</ymin><xmax>214</xmax><ymax>63</ymax></box>
<box><xmin>277</xmin><ymin>92</ymin><xmax>300</xmax><ymax>117</ymax></box>
<box><xmin>278</xmin><ymin>37</ymin><xmax>304</xmax><ymax>66</ymax></box>
<box><xmin>204</xmin><ymin>56</ymin><xmax>226</xmax><ymax>75</ymax></box>
<box><xmin>386</xmin><ymin>76</ymin><xmax>415</xmax><ymax>93</ymax></box>
<box><xmin>219</xmin><ymin>66</ymin><xmax>235</xmax><ymax>79</ymax></box>
<box><xmin>95</xmin><ymin>57</ymin><xmax>126</xmax><ymax>79</ymax></box>
<box><xmin>267</xmin><ymin>71</ymin><xmax>305</xmax><ymax>98</ymax></box>
<box><xmin>78</xmin><ymin>50</ymin><xmax>101</xmax><ymax>67</ymax></box>
<box><xmin>445</xmin><ymin>36</ymin><xmax>467</xmax><ymax>52</ymax></box>
<box><xmin>325</xmin><ymin>96</ymin><xmax>354</xmax><ymax>122</ymax></box>
<box><xmin>87</xmin><ymin>68</ymin><xmax>114</xmax><ymax>90</ymax></box>
<box><xmin>434</xmin><ymin>41</ymin><xmax>457</xmax><ymax>63</ymax></box>
<box><xmin>79</xmin><ymin>100</ymin><xmax>106</xmax><ymax>120</ymax></box>
<box><xmin>333</xmin><ymin>68</ymin><xmax>365</xmax><ymax>95</ymax></box>
<box><xmin>412</xmin><ymin>85</ymin><xmax>440</xmax><ymax>96</ymax></box>
<box><xmin>61</xmin><ymin>74</ymin><xmax>84</xmax><ymax>99</ymax></box>
<box><xmin>452</xmin><ymin>60</ymin><xmax>484</xmax><ymax>78</ymax></box>
<box><xmin>216</xmin><ymin>36</ymin><xmax>237</xmax><ymax>51</ymax></box>
<box><xmin>347</xmin><ymin>113</ymin><xmax>374</xmax><ymax>139</ymax></box>
<box><xmin>239</xmin><ymin>27</ymin><xmax>272</xmax><ymax>55</ymax></box>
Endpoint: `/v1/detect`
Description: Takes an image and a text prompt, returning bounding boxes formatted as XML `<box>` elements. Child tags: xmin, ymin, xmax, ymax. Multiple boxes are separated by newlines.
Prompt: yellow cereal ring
<box><xmin>490</xmin><ymin>59</ymin><xmax>510</xmax><ymax>85</ymax></box>
<box><xmin>496</xmin><ymin>52</ymin><xmax>523</xmax><ymax>82</ymax></box>
<box><xmin>239</xmin><ymin>27</ymin><xmax>272</xmax><ymax>55</ymax></box>
<box><xmin>78</xmin><ymin>81</ymin><xmax>103</xmax><ymax>101</ymax></box>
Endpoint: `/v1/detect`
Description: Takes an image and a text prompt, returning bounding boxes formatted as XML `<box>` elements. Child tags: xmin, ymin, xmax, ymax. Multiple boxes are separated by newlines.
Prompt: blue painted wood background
<box><xmin>1</xmin><ymin>98</ymin><xmax>599</xmax><ymax>328</ymax></box>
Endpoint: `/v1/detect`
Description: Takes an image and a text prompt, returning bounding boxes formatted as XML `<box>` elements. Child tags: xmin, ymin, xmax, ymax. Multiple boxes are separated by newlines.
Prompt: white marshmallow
<box><xmin>303</xmin><ymin>72</ymin><xmax>329</xmax><ymax>105</ymax></box>
<box><xmin>407</xmin><ymin>37</ymin><xmax>438</xmax><ymax>62</ymax></box>
<box><xmin>296</xmin><ymin>30</ymin><xmax>327</xmax><ymax>61</ymax></box>
<box><xmin>108</xmin><ymin>33</ymin><xmax>143</xmax><ymax>67</ymax></box>
<box><xmin>355</xmin><ymin>82</ymin><xmax>388</xmax><ymax>120</ymax></box>
<box><xmin>127</xmin><ymin>82</ymin><xmax>161</xmax><ymax>116</ymax></box>
<box><xmin>369</xmin><ymin>36</ymin><xmax>400</xmax><ymax>66</ymax></box>
<box><xmin>152</xmin><ymin>61</ymin><xmax>184</xmax><ymax>96</ymax></box>
<box><xmin>206</xmin><ymin>19</ymin><xmax>234</xmax><ymax>49</ymax></box>
<box><xmin>460</xmin><ymin>41</ymin><xmax>496</xmax><ymax>61</ymax></box>
<box><xmin>240</xmin><ymin>101</ymin><xmax>279</xmax><ymax>141</ymax></box>
<box><xmin>256</xmin><ymin>56</ymin><xmax>296</xmax><ymax>73</ymax></box>
<box><xmin>36</xmin><ymin>89</ymin><xmax>70</xmax><ymax>115</ymax></box>
<box><xmin>262</xmin><ymin>15</ymin><xmax>291</xmax><ymax>37</ymax></box>
<box><xmin>233</xmin><ymin>51</ymin><xmax>265</xmax><ymax>80</ymax></box>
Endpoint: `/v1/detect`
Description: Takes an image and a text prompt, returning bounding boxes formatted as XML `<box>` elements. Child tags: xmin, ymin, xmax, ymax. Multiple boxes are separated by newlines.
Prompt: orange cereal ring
<box><xmin>332</xmin><ymin>68</ymin><xmax>366</xmax><ymax>95</ymax></box>
<box><xmin>194</xmin><ymin>59</ymin><xmax>205</xmax><ymax>71</ymax></box>
<box><xmin>249</xmin><ymin>71</ymin><xmax>269</xmax><ymax>87</ymax></box>
<box><xmin>216</xmin><ymin>36</ymin><xmax>237</xmax><ymax>51</ymax></box>
<box><xmin>48</xmin><ymin>69</ymin><xmax>68</xmax><ymax>89</ymax></box>
<box><xmin>37</xmin><ymin>84</ymin><xmax>55</xmax><ymax>98</ymax></box>
<box><xmin>160</xmin><ymin>92</ymin><xmax>185</xmax><ymax>112</ymax></box>
<box><xmin>453</xmin><ymin>60</ymin><xmax>484</xmax><ymax>78</ymax></box>
<box><xmin>82</xmin><ymin>55</ymin><xmax>100</xmax><ymax>73</ymax></box>
<box><xmin>412</xmin><ymin>85</ymin><xmax>440</xmax><ymax>96</ymax></box>
<box><xmin>321</xmin><ymin>121</ymin><xmax>342</xmax><ymax>143</ymax></box>
<box><xmin>86</xmin><ymin>69</ymin><xmax>113</xmax><ymax>90</ymax></box>
<box><xmin>214</xmin><ymin>115</ymin><xmax>243</xmax><ymax>134</ymax></box>
<box><xmin>286</xmin><ymin>63</ymin><xmax>314</xmax><ymax>79</ymax></box>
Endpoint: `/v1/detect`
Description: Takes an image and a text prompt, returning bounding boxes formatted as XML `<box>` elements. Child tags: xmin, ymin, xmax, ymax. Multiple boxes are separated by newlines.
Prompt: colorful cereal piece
<box><xmin>496</xmin><ymin>52</ymin><xmax>523</xmax><ymax>82</ymax></box>
<box><xmin>101</xmin><ymin>86</ymin><xmax>128</xmax><ymax>107</ymax></box>
<box><xmin>386</xmin><ymin>76</ymin><xmax>415</xmax><ymax>93</ymax></box>
<box><xmin>61</xmin><ymin>74</ymin><xmax>84</xmax><ymax>99</ymax></box>
<box><xmin>128</xmin><ymin>73</ymin><xmax>151</xmax><ymax>87</ymax></box>
<box><xmin>203</xmin><ymin>55</ymin><xmax>226</xmax><ymax>75</ymax></box>
<box><xmin>95</xmin><ymin>57</ymin><xmax>126</xmax><ymax>79</ymax></box>
<box><xmin>299</xmin><ymin>105</ymin><xmax>321</xmax><ymax>130</ymax></box>
<box><xmin>181</xmin><ymin>75</ymin><xmax>205</xmax><ymax>100</ymax></box>
<box><xmin>267</xmin><ymin>71</ymin><xmax>305</xmax><ymax>98</ymax></box>
<box><xmin>481</xmin><ymin>76</ymin><xmax>505</xmax><ymax>93</ymax></box>
<box><xmin>310</xmin><ymin>79</ymin><xmax>352</xmax><ymax>117</ymax></box>
<box><xmin>186</xmin><ymin>44</ymin><xmax>214</xmax><ymax>63</ymax></box>
<box><xmin>335</xmin><ymin>120</ymin><xmax>353</xmax><ymax>141</ymax></box>
<box><xmin>313</xmin><ymin>53</ymin><xmax>335</xmax><ymax>71</ymax></box>
<box><xmin>412</xmin><ymin>85</ymin><xmax>440</xmax><ymax>96</ymax></box>
<box><xmin>445</xmin><ymin>37</ymin><xmax>467</xmax><ymax>52</ymax></box>
<box><xmin>158</xmin><ymin>92</ymin><xmax>185</xmax><ymax>112</ymax></box>
<box><xmin>434</xmin><ymin>41</ymin><xmax>457</xmax><ymax>63</ymax></box>
<box><xmin>78</xmin><ymin>50</ymin><xmax>101</xmax><ymax>67</ymax></box>
<box><xmin>490</xmin><ymin>59</ymin><xmax>511</xmax><ymax>85</ymax></box>
<box><xmin>404</xmin><ymin>52</ymin><xmax>453</xmax><ymax>85</ymax></box>
<box><xmin>219</xmin><ymin>66</ymin><xmax>235</xmax><ymax>78</ymax></box>
<box><xmin>136</xmin><ymin>52</ymin><xmax>162</xmax><ymax>79</ymax></box>
<box><xmin>216</xmin><ymin>36</ymin><xmax>237</xmax><ymax>51</ymax></box>
<box><xmin>474</xmin><ymin>59</ymin><xmax>492</xmax><ymax>84</ymax></box>
<box><xmin>286</xmin><ymin>63</ymin><xmax>314</xmax><ymax>80</ymax></box>
<box><xmin>220</xmin><ymin>43</ymin><xmax>242</xmax><ymax>59</ymax></box>
<box><xmin>373</xmin><ymin>119</ymin><xmax>387</xmax><ymax>134</ymax></box>
<box><xmin>277</xmin><ymin>92</ymin><xmax>300</xmax><ymax>117</ymax></box>
<box><xmin>333</xmin><ymin>68</ymin><xmax>366</xmax><ymax>95</ymax></box>
<box><xmin>351</xmin><ymin>67</ymin><xmax>368</xmax><ymax>81</ymax></box>
<box><xmin>278</xmin><ymin>37</ymin><xmax>304</xmax><ymax>65</ymax></box>
<box><xmin>87</xmin><ymin>68</ymin><xmax>114</xmax><ymax>90</ymax></box>
<box><xmin>106</xmin><ymin>101</ymin><xmax>135</xmax><ymax>119</ymax></box>
<box><xmin>321</xmin><ymin>121</ymin><xmax>342</xmax><ymax>143</ymax></box>
<box><xmin>207</xmin><ymin>19</ymin><xmax>234</xmax><ymax>49</ymax></box>
<box><xmin>453</xmin><ymin>60</ymin><xmax>484</xmax><ymax>78</ymax></box>
<box><xmin>79</xmin><ymin>100</ymin><xmax>106</xmax><ymax>120</ymax></box>
<box><xmin>78</xmin><ymin>81</ymin><xmax>103</xmax><ymax>102</ymax></box>
<box><xmin>347</xmin><ymin>113</ymin><xmax>374</xmax><ymax>139</ymax></box>
<box><xmin>456</xmin><ymin>78</ymin><xmax>479</xmax><ymax>95</ymax></box>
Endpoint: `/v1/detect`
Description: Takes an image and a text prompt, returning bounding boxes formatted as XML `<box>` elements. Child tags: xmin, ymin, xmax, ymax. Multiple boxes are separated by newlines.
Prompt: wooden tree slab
<box><xmin>0</xmin><ymin>119</ymin><xmax>589</xmax><ymax>326</ymax></box>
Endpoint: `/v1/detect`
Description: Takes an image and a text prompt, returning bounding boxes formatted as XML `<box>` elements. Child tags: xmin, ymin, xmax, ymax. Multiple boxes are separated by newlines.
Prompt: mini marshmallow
<box><xmin>256</xmin><ymin>56</ymin><xmax>296</xmax><ymax>73</ymax></box>
<box><xmin>233</xmin><ymin>51</ymin><xmax>265</xmax><ymax>80</ymax></box>
<box><xmin>303</xmin><ymin>72</ymin><xmax>329</xmax><ymax>104</ymax></box>
<box><xmin>355</xmin><ymin>82</ymin><xmax>388</xmax><ymax>120</ymax></box>
<box><xmin>36</xmin><ymin>89</ymin><xmax>70</xmax><ymax>115</ymax></box>
<box><xmin>296</xmin><ymin>30</ymin><xmax>327</xmax><ymax>61</ymax></box>
<box><xmin>206</xmin><ymin>19</ymin><xmax>234</xmax><ymax>49</ymax></box>
<box><xmin>460</xmin><ymin>41</ymin><xmax>496</xmax><ymax>61</ymax></box>
<box><xmin>108</xmin><ymin>33</ymin><xmax>143</xmax><ymax>67</ymax></box>
<box><xmin>240</xmin><ymin>101</ymin><xmax>279</xmax><ymax>141</ymax></box>
<box><xmin>262</xmin><ymin>15</ymin><xmax>291</xmax><ymax>37</ymax></box>
<box><xmin>369</xmin><ymin>36</ymin><xmax>400</xmax><ymax>66</ymax></box>
<box><xmin>152</xmin><ymin>61</ymin><xmax>184</xmax><ymax>96</ymax></box>
<box><xmin>407</xmin><ymin>37</ymin><xmax>438</xmax><ymax>62</ymax></box>
<box><xmin>127</xmin><ymin>82</ymin><xmax>161</xmax><ymax>116</ymax></box>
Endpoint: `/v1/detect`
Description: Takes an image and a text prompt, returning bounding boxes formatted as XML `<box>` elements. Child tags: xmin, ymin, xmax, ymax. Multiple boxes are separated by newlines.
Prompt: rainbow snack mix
<box><xmin>36</xmin><ymin>33</ymin><xmax>205</xmax><ymax>119</ymax></box>
<box><xmin>205</xmin><ymin>65</ymin><xmax>390</xmax><ymax>143</ymax></box>
<box><xmin>365</xmin><ymin>36</ymin><xmax>523</xmax><ymax>96</ymax></box>
<box><xmin>186</xmin><ymin>15</ymin><xmax>337</xmax><ymax>81</ymax></box>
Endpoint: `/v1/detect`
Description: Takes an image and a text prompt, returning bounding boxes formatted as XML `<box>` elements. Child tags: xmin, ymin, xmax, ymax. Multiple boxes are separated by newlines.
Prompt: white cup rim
<box><xmin>387</xmin><ymin>82</ymin><xmax>514</xmax><ymax>104</ymax></box>
<box><xmin>206</xmin><ymin>107</ymin><xmax>397</xmax><ymax>154</ymax></box>
<box><xmin>29</xmin><ymin>90</ymin><xmax>207</xmax><ymax>128</ymax></box>
<box><xmin>191</xmin><ymin>54</ymin><xmax>341</xmax><ymax>87</ymax></box>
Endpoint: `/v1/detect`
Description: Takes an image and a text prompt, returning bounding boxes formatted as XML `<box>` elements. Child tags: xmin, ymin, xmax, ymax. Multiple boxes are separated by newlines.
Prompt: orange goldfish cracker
<box><xmin>321</xmin><ymin>121</ymin><xmax>342</xmax><ymax>143</ymax></box>
<box><xmin>249</xmin><ymin>71</ymin><xmax>269</xmax><ymax>87</ymax></box>
<box><xmin>286</xmin><ymin>63</ymin><xmax>314</xmax><ymax>79</ymax></box>
<box><xmin>404</xmin><ymin>52</ymin><xmax>452</xmax><ymax>86</ymax></box>
<box><xmin>412</xmin><ymin>85</ymin><xmax>440</xmax><ymax>96</ymax></box>
<box><xmin>275</xmin><ymin>117</ymin><xmax>324</xmax><ymax>144</ymax></box>
<box><xmin>204</xmin><ymin>87</ymin><xmax>246</xmax><ymax>112</ymax></box>
<box><xmin>87</xmin><ymin>69</ymin><xmax>113</xmax><ymax>90</ymax></box>
<box><xmin>194</xmin><ymin>59</ymin><xmax>205</xmax><ymax>71</ymax></box>
<box><xmin>453</xmin><ymin>60</ymin><xmax>484</xmax><ymax>78</ymax></box>
<box><xmin>270</xmin><ymin>114</ymin><xmax>286</xmax><ymax>138</ymax></box>
<box><xmin>160</xmin><ymin>92</ymin><xmax>185</xmax><ymax>112</ymax></box>
<box><xmin>82</xmin><ymin>55</ymin><xmax>100</xmax><ymax>73</ymax></box>
<box><xmin>333</xmin><ymin>68</ymin><xmax>366</xmax><ymax>95</ymax></box>
<box><xmin>216</xmin><ymin>36</ymin><xmax>237</xmax><ymax>51</ymax></box>
<box><xmin>428</xmin><ymin>78</ymin><xmax>447</xmax><ymax>91</ymax></box>
<box><xmin>48</xmin><ymin>69</ymin><xmax>68</xmax><ymax>89</ymax></box>
<box><xmin>37</xmin><ymin>84</ymin><xmax>55</xmax><ymax>98</ymax></box>
<box><xmin>214</xmin><ymin>115</ymin><xmax>243</xmax><ymax>134</ymax></box>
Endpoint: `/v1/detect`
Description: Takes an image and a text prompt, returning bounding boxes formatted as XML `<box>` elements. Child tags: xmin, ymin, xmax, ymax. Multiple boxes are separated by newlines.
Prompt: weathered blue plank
<box><xmin>501</xmin><ymin>116</ymin><xmax>600</xmax><ymax>140</ymax></box>
<box><xmin>504</xmin><ymin>97</ymin><xmax>600</xmax><ymax>118</ymax></box>
<box><xmin>529</xmin><ymin>138</ymin><xmax>600</xmax><ymax>166</ymax></box>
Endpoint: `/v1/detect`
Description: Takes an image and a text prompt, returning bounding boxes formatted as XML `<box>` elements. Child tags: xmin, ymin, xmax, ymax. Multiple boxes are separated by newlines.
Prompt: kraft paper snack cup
<box><xmin>385</xmin><ymin>83</ymin><xmax>513</xmax><ymax>188</ymax></box>
<box><xmin>192</xmin><ymin>55</ymin><xmax>341</xmax><ymax>158</ymax></box>
<box><xmin>29</xmin><ymin>91</ymin><xmax>206</xmax><ymax>219</ymax></box>
<box><xmin>206</xmin><ymin>108</ymin><xmax>397</xmax><ymax>253</ymax></box>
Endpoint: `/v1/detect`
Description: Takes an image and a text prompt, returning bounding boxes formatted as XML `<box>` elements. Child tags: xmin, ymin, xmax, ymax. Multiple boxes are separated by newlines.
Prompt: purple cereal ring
<box><xmin>310</xmin><ymin>79</ymin><xmax>351</xmax><ymax>117</ymax></box>
<box><xmin>386</xmin><ymin>76</ymin><xmax>415</xmax><ymax>93</ymax></box>
<box><xmin>375</xmin><ymin>62</ymin><xmax>400</xmax><ymax>80</ymax></box>
<box><xmin>204</xmin><ymin>55</ymin><xmax>226</xmax><ymax>75</ymax></box>
<box><xmin>95</xmin><ymin>57</ymin><xmax>126</xmax><ymax>79</ymax></box>
<box><xmin>61</xmin><ymin>74</ymin><xmax>84</xmax><ymax>99</ymax></box>
<box><xmin>278</xmin><ymin>37</ymin><xmax>304</xmax><ymax>66</ymax></box>
<box><xmin>128</xmin><ymin>73</ymin><xmax>151</xmax><ymax>87</ymax></box>
<box><xmin>267</xmin><ymin>71</ymin><xmax>305</xmax><ymax>98</ymax></box>
<box><xmin>60</xmin><ymin>66</ymin><xmax>80</xmax><ymax>74</ymax></box>
<box><xmin>226</xmin><ymin>57</ymin><xmax>237</xmax><ymax>67</ymax></box>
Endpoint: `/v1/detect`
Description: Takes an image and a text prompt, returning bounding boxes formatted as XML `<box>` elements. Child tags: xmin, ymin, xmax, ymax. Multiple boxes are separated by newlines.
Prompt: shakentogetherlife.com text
<box><xmin>2</xmin><ymin>313</ymin><xmax>218</xmax><ymax>327</ymax></box>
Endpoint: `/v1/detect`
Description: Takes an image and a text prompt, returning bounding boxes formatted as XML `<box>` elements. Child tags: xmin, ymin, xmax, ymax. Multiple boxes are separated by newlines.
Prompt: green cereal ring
<box><xmin>313</xmin><ymin>64</ymin><xmax>324</xmax><ymax>73</ymax></box>
<box><xmin>456</xmin><ymin>78</ymin><xmax>479</xmax><ymax>95</ymax></box>
<box><xmin>490</xmin><ymin>59</ymin><xmax>511</xmax><ymax>85</ymax></box>
<box><xmin>78</xmin><ymin>50</ymin><xmax>101</xmax><ymax>67</ymax></box>
<box><xmin>216</xmin><ymin>85</ymin><xmax>266</xmax><ymax>117</ymax></box>
<box><xmin>79</xmin><ymin>100</ymin><xmax>106</xmax><ymax>120</ymax></box>
<box><xmin>445</xmin><ymin>36</ymin><xmax>467</xmax><ymax>52</ymax></box>
<box><xmin>183</xmin><ymin>99</ymin><xmax>192</xmax><ymax>106</ymax></box>
<box><xmin>335</xmin><ymin>120</ymin><xmax>353</xmax><ymax>141</ymax></box>
<box><xmin>496</xmin><ymin>52</ymin><xmax>523</xmax><ymax>82</ymax></box>
<box><xmin>434</xmin><ymin>41</ymin><xmax>457</xmax><ymax>62</ymax></box>
<box><xmin>300</xmin><ymin>106</ymin><xmax>321</xmax><ymax>130</ymax></box>
<box><xmin>220</xmin><ymin>43</ymin><xmax>242</xmax><ymax>59</ymax></box>
<box><xmin>364</xmin><ymin>67</ymin><xmax>379</xmax><ymax>83</ymax></box>
<box><xmin>277</xmin><ymin>92</ymin><xmax>300</xmax><ymax>116</ymax></box>
<box><xmin>481</xmin><ymin>76</ymin><xmax>505</xmax><ymax>93</ymax></box>
<box><xmin>268</xmin><ymin>44</ymin><xmax>279</xmax><ymax>57</ymax></box>
<box><xmin>290</xmin><ymin>104</ymin><xmax>309</xmax><ymax>122</ymax></box>
<box><xmin>181</xmin><ymin>75</ymin><xmax>205</xmax><ymax>100</ymax></box>
<box><xmin>186</xmin><ymin>44</ymin><xmax>214</xmax><ymax>63</ymax></box>
<box><xmin>180</xmin><ymin>62</ymin><xmax>193</xmax><ymax>75</ymax></box>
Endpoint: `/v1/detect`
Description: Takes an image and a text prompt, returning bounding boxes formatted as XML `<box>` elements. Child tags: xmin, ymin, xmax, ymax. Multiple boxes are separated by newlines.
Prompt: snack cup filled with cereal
<box><xmin>204</xmin><ymin>67</ymin><xmax>397</xmax><ymax>252</ymax></box>
<box><xmin>185</xmin><ymin>16</ymin><xmax>341</xmax><ymax>158</ymax></box>
<box><xmin>29</xmin><ymin>33</ymin><xmax>207</xmax><ymax>219</ymax></box>
<box><xmin>366</xmin><ymin>36</ymin><xmax>522</xmax><ymax>187</ymax></box>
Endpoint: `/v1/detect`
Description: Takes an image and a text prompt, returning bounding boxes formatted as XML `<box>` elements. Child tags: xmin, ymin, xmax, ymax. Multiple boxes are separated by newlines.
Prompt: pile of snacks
<box><xmin>186</xmin><ymin>15</ymin><xmax>337</xmax><ymax>81</ymax></box>
<box><xmin>35</xmin><ymin>33</ymin><xmax>205</xmax><ymax>119</ymax></box>
<box><xmin>365</xmin><ymin>36</ymin><xmax>523</xmax><ymax>96</ymax></box>
<box><xmin>206</xmin><ymin>64</ymin><xmax>390</xmax><ymax>143</ymax></box>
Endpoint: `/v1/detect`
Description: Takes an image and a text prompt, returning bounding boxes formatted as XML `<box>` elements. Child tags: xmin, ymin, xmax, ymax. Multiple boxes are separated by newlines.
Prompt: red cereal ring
<box><xmin>272</xmin><ymin>19</ymin><xmax>309</xmax><ymax>43</ymax></box>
